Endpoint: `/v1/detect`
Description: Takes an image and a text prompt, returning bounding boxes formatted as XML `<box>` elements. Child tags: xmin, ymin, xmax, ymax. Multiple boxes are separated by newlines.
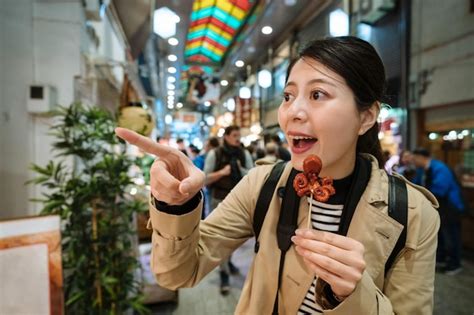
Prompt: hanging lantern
<box><xmin>118</xmin><ymin>103</ymin><xmax>154</xmax><ymax>136</ymax></box>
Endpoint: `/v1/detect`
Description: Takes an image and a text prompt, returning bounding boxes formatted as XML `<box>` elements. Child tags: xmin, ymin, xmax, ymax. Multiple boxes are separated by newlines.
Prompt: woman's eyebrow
<box><xmin>285</xmin><ymin>78</ymin><xmax>337</xmax><ymax>88</ymax></box>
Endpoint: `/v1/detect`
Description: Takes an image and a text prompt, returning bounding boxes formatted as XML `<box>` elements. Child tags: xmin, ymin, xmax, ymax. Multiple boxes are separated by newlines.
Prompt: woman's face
<box><xmin>278</xmin><ymin>58</ymin><xmax>375</xmax><ymax>179</ymax></box>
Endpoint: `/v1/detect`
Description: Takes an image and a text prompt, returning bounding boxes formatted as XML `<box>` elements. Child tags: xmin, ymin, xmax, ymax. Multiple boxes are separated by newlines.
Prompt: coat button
<box><xmin>277</xmin><ymin>187</ymin><xmax>285</xmax><ymax>198</ymax></box>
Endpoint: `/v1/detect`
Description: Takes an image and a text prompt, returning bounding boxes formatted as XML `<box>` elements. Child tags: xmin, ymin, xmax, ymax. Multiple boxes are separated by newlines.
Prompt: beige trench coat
<box><xmin>148</xmin><ymin>155</ymin><xmax>439</xmax><ymax>314</ymax></box>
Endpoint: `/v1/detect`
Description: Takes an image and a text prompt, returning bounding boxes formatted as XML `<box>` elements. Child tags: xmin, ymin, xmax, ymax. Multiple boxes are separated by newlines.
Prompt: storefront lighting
<box><xmin>378</xmin><ymin>131</ymin><xmax>384</xmax><ymax>140</ymax></box>
<box><xmin>239</xmin><ymin>86</ymin><xmax>251</xmax><ymax>99</ymax></box>
<box><xmin>357</xmin><ymin>23</ymin><xmax>372</xmax><ymax>42</ymax></box>
<box><xmin>462</xmin><ymin>129</ymin><xmax>469</xmax><ymax>136</ymax></box>
<box><xmin>130</xmin><ymin>187</ymin><xmax>137</xmax><ymax>195</ymax></box>
<box><xmin>167</xmin><ymin>54</ymin><xmax>178</xmax><ymax>62</ymax></box>
<box><xmin>428</xmin><ymin>133</ymin><xmax>438</xmax><ymax>140</ymax></box>
<box><xmin>167</xmin><ymin>76</ymin><xmax>176</xmax><ymax>83</ymax></box>
<box><xmin>261</xmin><ymin>26</ymin><xmax>273</xmax><ymax>35</ymax></box>
<box><xmin>448</xmin><ymin>130</ymin><xmax>457</xmax><ymax>138</ymax></box>
<box><xmin>250</xmin><ymin>123</ymin><xmax>262</xmax><ymax>135</ymax></box>
<box><xmin>204</xmin><ymin>101</ymin><xmax>211</xmax><ymax>107</ymax></box>
<box><xmin>258</xmin><ymin>69</ymin><xmax>272</xmax><ymax>89</ymax></box>
<box><xmin>329</xmin><ymin>8</ymin><xmax>349</xmax><ymax>37</ymax></box>
<box><xmin>380</xmin><ymin>107</ymin><xmax>390</xmax><ymax>120</ymax></box>
<box><xmin>165</xmin><ymin>114</ymin><xmax>173</xmax><ymax>124</ymax></box>
<box><xmin>235</xmin><ymin>60</ymin><xmax>245</xmax><ymax>68</ymax></box>
<box><xmin>167</xmin><ymin>95</ymin><xmax>175</xmax><ymax>101</ymax></box>
<box><xmin>168</xmin><ymin>90</ymin><xmax>175</xmax><ymax>96</ymax></box>
<box><xmin>457</xmin><ymin>134</ymin><xmax>464</xmax><ymax>140</ymax></box>
<box><xmin>206</xmin><ymin>116</ymin><xmax>215</xmax><ymax>126</ymax></box>
<box><xmin>176</xmin><ymin>102</ymin><xmax>183</xmax><ymax>109</ymax></box>
<box><xmin>167</xmin><ymin>67</ymin><xmax>177</xmax><ymax>74</ymax></box>
<box><xmin>218</xmin><ymin>128</ymin><xmax>225</xmax><ymax>137</ymax></box>
<box><xmin>167</xmin><ymin>83</ymin><xmax>175</xmax><ymax>90</ymax></box>
<box><xmin>167</xmin><ymin>104</ymin><xmax>174</xmax><ymax>109</ymax></box>
<box><xmin>220</xmin><ymin>79</ymin><xmax>229</xmax><ymax>86</ymax></box>
<box><xmin>168</xmin><ymin>37</ymin><xmax>179</xmax><ymax>46</ymax></box>
<box><xmin>153</xmin><ymin>7</ymin><xmax>179</xmax><ymax>39</ymax></box>
<box><xmin>227</xmin><ymin>98</ymin><xmax>236</xmax><ymax>111</ymax></box>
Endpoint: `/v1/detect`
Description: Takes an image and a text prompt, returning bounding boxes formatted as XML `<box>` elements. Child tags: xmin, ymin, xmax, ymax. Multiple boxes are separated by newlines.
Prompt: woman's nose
<box><xmin>287</xmin><ymin>97</ymin><xmax>308</xmax><ymax>121</ymax></box>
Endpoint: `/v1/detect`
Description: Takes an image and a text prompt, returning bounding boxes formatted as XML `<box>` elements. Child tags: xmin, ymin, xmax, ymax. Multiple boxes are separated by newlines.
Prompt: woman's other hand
<box><xmin>291</xmin><ymin>228</ymin><xmax>366</xmax><ymax>301</ymax></box>
<box><xmin>115</xmin><ymin>127</ymin><xmax>205</xmax><ymax>205</ymax></box>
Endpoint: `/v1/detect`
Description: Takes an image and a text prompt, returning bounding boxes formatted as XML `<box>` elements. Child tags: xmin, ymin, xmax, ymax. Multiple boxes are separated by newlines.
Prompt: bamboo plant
<box><xmin>28</xmin><ymin>103</ymin><xmax>149</xmax><ymax>314</ymax></box>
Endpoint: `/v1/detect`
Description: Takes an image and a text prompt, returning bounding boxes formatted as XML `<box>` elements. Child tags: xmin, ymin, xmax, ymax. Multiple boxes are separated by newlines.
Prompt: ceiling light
<box><xmin>227</xmin><ymin>98</ymin><xmax>235</xmax><ymax>111</ymax></box>
<box><xmin>261</xmin><ymin>26</ymin><xmax>273</xmax><ymax>35</ymax></box>
<box><xmin>167</xmin><ymin>76</ymin><xmax>176</xmax><ymax>83</ymax></box>
<box><xmin>153</xmin><ymin>7</ymin><xmax>178</xmax><ymax>39</ymax></box>
<box><xmin>173</xmin><ymin>15</ymin><xmax>180</xmax><ymax>23</ymax></box>
<box><xmin>220</xmin><ymin>80</ymin><xmax>229</xmax><ymax>86</ymax></box>
<box><xmin>165</xmin><ymin>114</ymin><xmax>173</xmax><ymax>124</ymax></box>
<box><xmin>239</xmin><ymin>86</ymin><xmax>251</xmax><ymax>99</ymax></box>
<box><xmin>168</xmin><ymin>90</ymin><xmax>175</xmax><ymax>96</ymax></box>
<box><xmin>235</xmin><ymin>60</ymin><xmax>244</xmax><ymax>68</ymax></box>
<box><xmin>167</xmin><ymin>54</ymin><xmax>177</xmax><ymax>62</ymax></box>
<box><xmin>204</xmin><ymin>101</ymin><xmax>211</xmax><ymax>107</ymax></box>
<box><xmin>258</xmin><ymin>69</ymin><xmax>272</xmax><ymax>89</ymax></box>
<box><xmin>167</xmin><ymin>104</ymin><xmax>174</xmax><ymax>109</ymax></box>
<box><xmin>167</xmin><ymin>67</ymin><xmax>177</xmax><ymax>73</ymax></box>
<box><xmin>167</xmin><ymin>96</ymin><xmax>175</xmax><ymax>102</ymax></box>
<box><xmin>176</xmin><ymin>102</ymin><xmax>183</xmax><ymax>109</ymax></box>
<box><xmin>167</xmin><ymin>83</ymin><xmax>175</xmax><ymax>90</ymax></box>
<box><xmin>329</xmin><ymin>8</ymin><xmax>349</xmax><ymax>37</ymax></box>
<box><xmin>168</xmin><ymin>37</ymin><xmax>179</xmax><ymax>46</ymax></box>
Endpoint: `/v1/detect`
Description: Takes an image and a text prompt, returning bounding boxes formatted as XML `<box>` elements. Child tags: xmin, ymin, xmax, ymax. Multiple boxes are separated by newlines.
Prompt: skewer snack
<box><xmin>292</xmin><ymin>155</ymin><xmax>335</xmax><ymax>228</ymax></box>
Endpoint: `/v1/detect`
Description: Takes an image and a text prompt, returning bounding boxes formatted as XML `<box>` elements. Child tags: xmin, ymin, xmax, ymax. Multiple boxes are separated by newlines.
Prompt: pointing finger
<box><xmin>179</xmin><ymin>168</ymin><xmax>205</xmax><ymax>195</ymax></box>
<box><xmin>115</xmin><ymin>127</ymin><xmax>174</xmax><ymax>157</ymax></box>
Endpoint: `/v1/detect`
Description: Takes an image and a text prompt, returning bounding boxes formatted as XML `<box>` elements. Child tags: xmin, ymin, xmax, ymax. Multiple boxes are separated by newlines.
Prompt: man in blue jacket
<box><xmin>412</xmin><ymin>147</ymin><xmax>465</xmax><ymax>275</ymax></box>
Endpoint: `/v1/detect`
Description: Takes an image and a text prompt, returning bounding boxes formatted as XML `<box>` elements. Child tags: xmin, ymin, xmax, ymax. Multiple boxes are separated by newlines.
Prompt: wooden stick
<box><xmin>307</xmin><ymin>193</ymin><xmax>313</xmax><ymax>229</ymax></box>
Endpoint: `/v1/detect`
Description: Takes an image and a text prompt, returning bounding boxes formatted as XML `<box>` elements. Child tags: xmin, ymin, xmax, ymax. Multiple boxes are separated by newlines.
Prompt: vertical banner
<box><xmin>235</xmin><ymin>97</ymin><xmax>252</xmax><ymax>128</ymax></box>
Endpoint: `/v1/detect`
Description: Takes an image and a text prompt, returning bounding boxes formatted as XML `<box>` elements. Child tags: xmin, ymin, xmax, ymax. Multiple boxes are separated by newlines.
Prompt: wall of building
<box><xmin>0</xmin><ymin>0</ymin><xmax>86</xmax><ymax>219</ymax></box>
<box><xmin>411</xmin><ymin>0</ymin><xmax>474</xmax><ymax>109</ymax></box>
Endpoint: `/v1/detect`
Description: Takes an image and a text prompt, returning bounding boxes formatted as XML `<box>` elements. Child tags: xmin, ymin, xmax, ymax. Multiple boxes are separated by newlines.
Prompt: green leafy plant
<box><xmin>28</xmin><ymin>103</ymin><xmax>149</xmax><ymax>314</ymax></box>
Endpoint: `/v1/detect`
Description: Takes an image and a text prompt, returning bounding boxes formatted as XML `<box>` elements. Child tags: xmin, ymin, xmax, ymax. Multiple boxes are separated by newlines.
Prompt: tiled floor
<box><xmin>148</xmin><ymin>240</ymin><xmax>474</xmax><ymax>315</ymax></box>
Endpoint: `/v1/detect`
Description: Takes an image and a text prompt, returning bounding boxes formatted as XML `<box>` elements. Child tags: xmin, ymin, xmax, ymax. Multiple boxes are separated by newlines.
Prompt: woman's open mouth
<box><xmin>288</xmin><ymin>135</ymin><xmax>318</xmax><ymax>154</ymax></box>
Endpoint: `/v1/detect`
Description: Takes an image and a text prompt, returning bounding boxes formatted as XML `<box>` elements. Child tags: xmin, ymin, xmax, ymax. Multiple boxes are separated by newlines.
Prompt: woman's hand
<box><xmin>291</xmin><ymin>228</ymin><xmax>366</xmax><ymax>301</ymax></box>
<box><xmin>115</xmin><ymin>127</ymin><xmax>205</xmax><ymax>205</ymax></box>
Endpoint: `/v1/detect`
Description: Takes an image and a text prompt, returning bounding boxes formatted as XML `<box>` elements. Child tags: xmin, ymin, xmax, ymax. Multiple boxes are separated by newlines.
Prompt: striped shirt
<box><xmin>297</xmin><ymin>199</ymin><xmax>343</xmax><ymax>314</ymax></box>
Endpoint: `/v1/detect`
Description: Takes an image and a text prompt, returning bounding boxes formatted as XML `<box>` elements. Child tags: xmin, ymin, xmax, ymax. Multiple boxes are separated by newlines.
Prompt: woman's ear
<box><xmin>358</xmin><ymin>101</ymin><xmax>380</xmax><ymax>135</ymax></box>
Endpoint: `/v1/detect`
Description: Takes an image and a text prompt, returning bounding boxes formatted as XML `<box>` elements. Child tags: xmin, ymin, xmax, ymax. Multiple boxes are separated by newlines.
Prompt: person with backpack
<box><xmin>115</xmin><ymin>36</ymin><xmax>439</xmax><ymax>314</ymax></box>
<box><xmin>412</xmin><ymin>147</ymin><xmax>465</xmax><ymax>275</ymax></box>
<box><xmin>203</xmin><ymin>125</ymin><xmax>254</xmax><ymax>294</ymax></box>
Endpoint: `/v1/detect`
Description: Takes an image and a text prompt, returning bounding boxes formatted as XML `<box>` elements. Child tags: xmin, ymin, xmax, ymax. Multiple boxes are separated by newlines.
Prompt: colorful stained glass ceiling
<box><xmin>185</xmin><ymin>0</ymin><xmax>256</xmax><ymax>65</ymax></box>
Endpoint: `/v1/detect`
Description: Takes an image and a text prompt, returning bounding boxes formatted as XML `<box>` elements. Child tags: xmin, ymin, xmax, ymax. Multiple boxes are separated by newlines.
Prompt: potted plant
<box><xmin>28</xmin><ymin>103</ymin><xmax>149</xmax><ymax>314</ymax></box>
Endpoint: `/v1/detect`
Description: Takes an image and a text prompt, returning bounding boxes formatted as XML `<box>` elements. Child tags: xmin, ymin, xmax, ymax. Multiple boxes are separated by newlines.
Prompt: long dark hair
<box><xmin>286</xmin><ymin>36</ymin><xmax>385</xmax><ymax>167</ymax></box>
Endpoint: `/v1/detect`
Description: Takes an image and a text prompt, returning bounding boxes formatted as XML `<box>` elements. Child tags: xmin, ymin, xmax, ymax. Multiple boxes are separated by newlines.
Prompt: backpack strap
<box><xmin>385</xmin><ymin>175</ymin><xmax>408</xmax><ymax>275</ymax></box>
<box><xmin>253</xmin><ymin>161</ymin><xmax>287</xmax><ymax>253</ymax></box>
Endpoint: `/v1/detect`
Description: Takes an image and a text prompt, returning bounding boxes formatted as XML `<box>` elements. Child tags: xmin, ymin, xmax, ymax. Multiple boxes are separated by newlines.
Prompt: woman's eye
<box><xmin>311</xmin><ymin>91</ymin><xmax>324</xmax><ymax>100</ymax></box>
<box><xmin>283</xmin><ymin>93</ymin><xmax>291</xmax><ymax>102</ymax></box>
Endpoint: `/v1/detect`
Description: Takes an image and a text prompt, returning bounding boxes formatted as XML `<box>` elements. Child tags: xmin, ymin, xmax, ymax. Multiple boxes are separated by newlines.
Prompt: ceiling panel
<box><xmin>184</xmin><ymin>0</ymin><xmax>257</xmax><ymax>65</ymax></box>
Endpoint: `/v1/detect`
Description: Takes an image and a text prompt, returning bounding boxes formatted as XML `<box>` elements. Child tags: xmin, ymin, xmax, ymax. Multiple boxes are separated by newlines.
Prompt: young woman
<box><xmin>116</xmin><ymin>36</ymin><xmax>439</xmax><ymax>314</ymax></box>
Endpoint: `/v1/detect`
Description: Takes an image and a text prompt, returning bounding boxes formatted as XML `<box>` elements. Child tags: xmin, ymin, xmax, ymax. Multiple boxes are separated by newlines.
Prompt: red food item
<box><xmin>303</xmin><ymin>155</ymin><xmax>322</xmax><ymax>177</ymax></box>
<box><xmin>294</xmin><ymin>173</ymin><xmax>311</xmax><ymax>197</ymax></box>
<box><xmin>293</xmin><ymin>155</ymin><xmax>335</xmax><ymax>202</ymax></box>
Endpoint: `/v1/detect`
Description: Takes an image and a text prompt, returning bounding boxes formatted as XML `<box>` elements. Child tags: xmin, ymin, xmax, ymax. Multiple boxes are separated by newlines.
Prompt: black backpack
<box><xmin>252</xmin><ymin>162</ymin><xmax>408</xmax><ymax>313</ymax></box>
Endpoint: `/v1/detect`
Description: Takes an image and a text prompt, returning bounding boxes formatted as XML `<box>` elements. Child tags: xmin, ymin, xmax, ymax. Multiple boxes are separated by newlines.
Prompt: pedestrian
<box><xmin>203</xmin><ymin>125</ymin><xmax>254</xmax><ymax>294</ymax></box>
<box><xmin>115</xmin><ymin>36</ymin><xmax>439</xmax><ymax>314</ymax></box>
<box><xmin>412</xmin><ymin>147</ymin><xmax>465</xmax><ymax>275</ymax></box>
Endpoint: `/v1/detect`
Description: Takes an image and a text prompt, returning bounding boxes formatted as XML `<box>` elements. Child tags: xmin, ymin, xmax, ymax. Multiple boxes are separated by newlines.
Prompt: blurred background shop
<box><xmin>0</xmin><ymin>0</ymin><xmax>473</xmax><ymax>314</ymax></box>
